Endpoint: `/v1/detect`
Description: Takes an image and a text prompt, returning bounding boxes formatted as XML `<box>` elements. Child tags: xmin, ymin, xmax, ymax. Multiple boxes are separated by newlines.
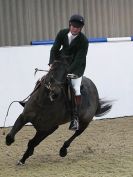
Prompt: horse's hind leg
<box><xmin>60</xmin><ymin>122</ymin><xmax>89</xmax><ymax>157</ymax></box>
<box><xmin>18</xmin><ymin>126</ymin><xmax>58</xmax><ymax>165</ymax></box>
<box><xmin>6</xmin><ymin>114</ymin><xmax>27</xmax><ymax>146</ymax></box>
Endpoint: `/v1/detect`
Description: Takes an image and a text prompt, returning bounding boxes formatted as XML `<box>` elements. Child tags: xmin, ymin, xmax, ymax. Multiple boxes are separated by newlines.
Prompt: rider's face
<box><xmin>69</xmin><ymin>25</ymin><xmax>82</xmax><ymax>36</ymax></box>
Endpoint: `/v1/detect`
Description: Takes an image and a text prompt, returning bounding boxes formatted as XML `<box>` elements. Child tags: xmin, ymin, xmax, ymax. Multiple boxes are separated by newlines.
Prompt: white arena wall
<box><xmin>0</xmin><ymin>41</ymin><xmax>133</xmax><ymax>127</ymax></box>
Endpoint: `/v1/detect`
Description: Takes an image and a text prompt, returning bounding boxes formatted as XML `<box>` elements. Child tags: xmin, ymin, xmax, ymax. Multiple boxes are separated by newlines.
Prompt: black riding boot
<box><xmin>69</xmin><ymin>95</ymin><xmax>81</xmax><ymax>131</ymax></box>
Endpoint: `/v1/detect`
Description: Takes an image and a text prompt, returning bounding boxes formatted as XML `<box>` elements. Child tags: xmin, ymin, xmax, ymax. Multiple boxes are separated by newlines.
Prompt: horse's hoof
<box><xmin>59</xmin><ymin>147</ymin><xmax>67</xmax><ymax>157</ymax></box>
<box><xmin>6</xmin><ymin>134</ymin><xmax>14</xmax><ymax>146</ymax></box>
<box><xmin>17</xmin><ymin>160</ymin><xmax>25</xmax><ymax>166</ymax></box>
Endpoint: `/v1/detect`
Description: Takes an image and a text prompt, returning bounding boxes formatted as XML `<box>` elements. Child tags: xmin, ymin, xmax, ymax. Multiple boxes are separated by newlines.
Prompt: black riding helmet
<box><xmin>69</xmin><ymin>14</ymin><xmax>84</xmax><ymax>28</ymax></box>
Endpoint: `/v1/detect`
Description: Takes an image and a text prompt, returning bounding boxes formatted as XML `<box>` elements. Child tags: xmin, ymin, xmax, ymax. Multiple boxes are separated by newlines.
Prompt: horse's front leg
<box><xmin>6</xmin><ymin>114</ymin><xmax>27</xmax><ymax>146</ymax></box>
<box><xmin>60</xmin><ymin>122</ymin><xmax>88</xmax><ymax>157</ymax></box>
<box><xmin>18</xmin><ymin>126</ymin><xmax>58</xmax><ymax>165</ymax></box>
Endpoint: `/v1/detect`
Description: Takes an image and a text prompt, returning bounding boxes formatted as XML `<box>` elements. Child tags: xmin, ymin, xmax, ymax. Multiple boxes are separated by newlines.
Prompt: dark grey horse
<box><xmin>6</xmin><ymin>58</ymin><xmax>112</xmax><ymax>165</ymax></box>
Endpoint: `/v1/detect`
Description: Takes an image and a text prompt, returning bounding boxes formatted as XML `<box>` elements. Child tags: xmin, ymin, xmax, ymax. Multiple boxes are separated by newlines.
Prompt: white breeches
<box><xmin>71</xmin><ymin>76</ymin><xmax>82</xmax><ymax>95</ymax></box>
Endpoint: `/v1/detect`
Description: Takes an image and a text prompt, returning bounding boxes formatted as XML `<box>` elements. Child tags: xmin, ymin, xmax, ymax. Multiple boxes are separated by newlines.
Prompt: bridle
<box><xmin>44</xmin><ymin>60</ymin><xmax>68</xmax><ymax>101</ymax></box>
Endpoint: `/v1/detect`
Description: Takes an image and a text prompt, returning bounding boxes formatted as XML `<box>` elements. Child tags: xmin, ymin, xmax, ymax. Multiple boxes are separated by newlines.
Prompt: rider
<box><xmin>19</xmin><ymin>14</ymin><xmax>88</xmax><ymax>131</ymax></box>
<box><xmin>49</xmin><ymin>14</ymin><xmax>89</xmax><ymax>131</ymax></box>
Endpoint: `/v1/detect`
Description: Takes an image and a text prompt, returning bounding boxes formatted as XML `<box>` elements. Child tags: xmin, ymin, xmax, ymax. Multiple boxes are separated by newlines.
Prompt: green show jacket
<box><xmin>49</xmin><ymin>28</ymin><xmax>89</xmax><ymax>77</ymax></box>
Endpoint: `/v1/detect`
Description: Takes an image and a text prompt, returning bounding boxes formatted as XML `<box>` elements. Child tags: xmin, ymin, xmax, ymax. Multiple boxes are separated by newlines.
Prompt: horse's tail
<box><xmin>95</xmin><ymin>99</ymin><xmax>112</xmax><ymax>117</ymax></box>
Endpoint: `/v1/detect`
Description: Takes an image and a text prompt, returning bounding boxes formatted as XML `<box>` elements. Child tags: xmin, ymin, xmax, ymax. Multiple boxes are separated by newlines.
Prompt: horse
<box><xmin>5</xmin><ymin>57</ymin><xmax>112</xmax><ymax>165</ymax></box>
